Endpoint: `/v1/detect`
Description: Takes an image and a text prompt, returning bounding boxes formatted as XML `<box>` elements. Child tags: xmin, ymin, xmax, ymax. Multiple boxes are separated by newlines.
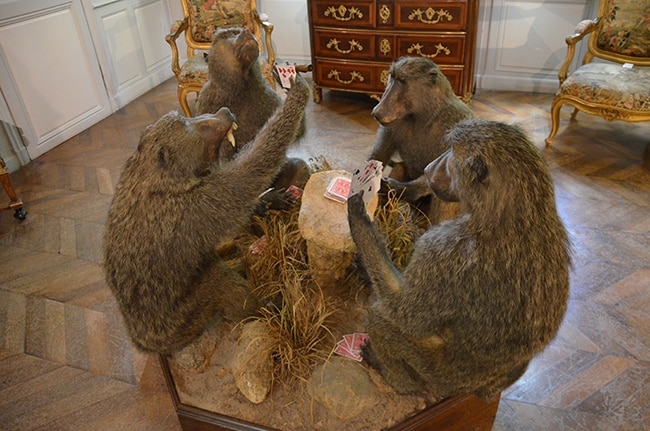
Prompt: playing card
<box><xmin>333</xmin><ymin>333</ymin><xmax>369</xmax><ymax>362</ymax></box>
<box><xmin>350</xmin><ymin>333</ymin><xmax>369</xmax><ymax>352</ymax></box>
<box><xmin>275</xmin><ymin>64</ymin><xmax>297</xmax><ymax>89</ymax></box>
<box><xmin>334</xmin><ymin>343</ymin><xmax>359</xmax><ymax>361</ymax></box>
<box><xmin>324</xmin><ymin>176</ymin><xmax>351</xmax><ymax>203</ymax></box>
<box><xmin>249</xmin><ymin>235</ymin><xmax>268</xmax><ymax>255</ymax></box>
<box><xmin>285</xmin><ymin>185</ymin><xmax>303</xmax><ymax>200</ymax></box>
<box><xmin>349</xmin><ymin>160</ymin><xmax>383</xmax><ymax>205</ymax></box>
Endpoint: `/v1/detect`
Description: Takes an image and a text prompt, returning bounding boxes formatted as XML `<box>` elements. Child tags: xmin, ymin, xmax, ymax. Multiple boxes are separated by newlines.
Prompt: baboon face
<box><xmin>136</xmin><ymin>108</ymin><xmax>236</xmax><ymax>177</ymax></box>
<box><xmin>424</xmin><ymin>143</ymin><xmax>489</xmax><ymax>203</ymax></box>
<box><xmin>371</xmin><ymin>57</ymin><xmax>445</xmax><ymax>126</ymax></box>
<box><xmin>209</xmin><ymin>26</ymin><xmax>259</xmax><ymax>72</ymax></box>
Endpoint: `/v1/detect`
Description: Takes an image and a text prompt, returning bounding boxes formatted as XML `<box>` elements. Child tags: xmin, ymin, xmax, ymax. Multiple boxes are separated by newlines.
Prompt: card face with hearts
<box><xmin>275</xmin><ymin>64</ymin><xmax>296</xmax><ymax>89</ymax></box>
<box><xmin>349</xmin><ymin>160</ymin><xmax>383</xmax><ymax>205</ymax></box>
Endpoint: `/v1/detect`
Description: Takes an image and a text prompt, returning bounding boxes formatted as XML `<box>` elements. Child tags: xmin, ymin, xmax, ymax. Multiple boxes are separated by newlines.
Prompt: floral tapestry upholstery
<box><xmin>185</xmin><ymin>0</ymin><xmax>252</xmax><ymax>43</ymax></box>
<box><xmin>596</xmin><ymin>0</ymin><xmax>650</xmax><ymax>57</ymax></box>
<box><xmin>560</xmin><ymin>63</ymin><xmax>650</xmax><ymax>112</ymax></box>
<box><xmin>179</xmin><ymin>54</ymin><xmax>209</xmax><ymax>86</ymax></box>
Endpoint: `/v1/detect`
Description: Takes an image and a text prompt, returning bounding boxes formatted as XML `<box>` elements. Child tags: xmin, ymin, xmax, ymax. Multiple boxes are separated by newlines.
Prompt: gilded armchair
<box><xmin>166</xmin><ymin>0</ymin><xmax>276</xmax><ymax>117</ymax></box>
<box><xmin>546</xmin><ymin>0</ymin><xmax>650</xmax><ymax>146</ymax></box>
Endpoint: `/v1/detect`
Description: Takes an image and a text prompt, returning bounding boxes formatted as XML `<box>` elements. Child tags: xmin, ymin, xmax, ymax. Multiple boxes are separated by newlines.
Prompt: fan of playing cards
<box><xmin>334</xmin><ymin>333</ymin><xmax>370</xmax><ymax>362</ymax></box>
<box><xmin>349</xmin><ymin>160</ymin><xmax>383</xmax><ymax>205</ymax></box>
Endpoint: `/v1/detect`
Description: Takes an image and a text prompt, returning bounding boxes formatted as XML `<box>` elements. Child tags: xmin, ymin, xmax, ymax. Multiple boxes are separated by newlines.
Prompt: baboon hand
<box><xmin>383</xmin><ymin>177</ymin><xmax>407</xmax><ymax>194</ymax></box>
<box><xmin>360</xmin><ymin>339</ymin><xmax>382</xmax><ymax>372</ymax></box>
<box><xmin>347</xmin><ymin>192</ymin><xmax>368</xmax><ymax>220</ymax></box>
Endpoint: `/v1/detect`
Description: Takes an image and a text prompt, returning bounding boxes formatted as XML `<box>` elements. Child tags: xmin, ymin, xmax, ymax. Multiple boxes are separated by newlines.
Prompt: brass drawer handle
<box><xmin>380</xmin><ymin>38</ymin><xmax>391</xmax><ymax>56</ymax></box>
<box><xmin>408</xmin><ymin>8</ymin><xmax>453</xmax><ymax>25</ymax></box>
<box><xmin>324</xmin><ymin>5</ymin><xmax>364</xmax><ymax>21</ymax></box>
<box><xmin>327</xmin><ymin>38</ymin><xmax>364</xmax><ymax>54</ymax></box>
<box><xmin>380</xmin><ymin>69</ymin><xmax>389</xmax><ymax>86</ymax></box>
<box><xmin>379</xmin><ymin>5</ymin><xmax>391</xmax><ymax>24</ymax></box>
<box><xmin>407</xmin><ymin>43</ymin><xmax>451</xmax><ymax>58</ymax></box>
<box><xmin>327</xmin><ymin>69</ymin><xmax>365</xmax><ymax>84</ymax></box>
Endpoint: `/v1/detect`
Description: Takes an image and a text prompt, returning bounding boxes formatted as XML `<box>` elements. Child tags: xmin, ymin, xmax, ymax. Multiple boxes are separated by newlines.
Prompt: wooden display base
<box><xmin>159</xmin><ymin>355</ymin><xmax>500</xmax><ymax>431</ymax></box>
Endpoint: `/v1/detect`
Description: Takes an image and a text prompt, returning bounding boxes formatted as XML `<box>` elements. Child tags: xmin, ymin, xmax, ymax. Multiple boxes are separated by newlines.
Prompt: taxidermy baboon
<box><xmin>348</xmin><ymin>119</ymin><xmax>571</xmax><ymax>398</ymax></box>
<box><xmin>196</xmin><ymin>26</ymin><xmax>309</xmax><ymax>207</ymax></box>
<box><xmin>103</xmin><ymin>74</ymin><xmax>310</xmax><ymax>354</ymax></box>
<box><xmin>369</xmin><ymin>56</ymin><xmax>472</xmax><ymax>222</ymax></box>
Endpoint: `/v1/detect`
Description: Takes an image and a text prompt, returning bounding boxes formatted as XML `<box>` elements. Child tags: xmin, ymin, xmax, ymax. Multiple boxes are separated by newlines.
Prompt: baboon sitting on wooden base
<box><xmin>348</xmin><ymin>119</ymin><xmax>571</xmax><ymax>399</ymax></box>
<box><xmin>369</xmin><ymin>56</ymin><xmax>472</xmax><ymax>223</ymax></box>
<box><xmin>196</xmin><ymin>26</ymin><xmax>309</xmax><ymax>209</ymax></box>
<box><xmin>103</xmin><ymin>75</ymin><xmax>310</xmax><ymax>355</ymax></box>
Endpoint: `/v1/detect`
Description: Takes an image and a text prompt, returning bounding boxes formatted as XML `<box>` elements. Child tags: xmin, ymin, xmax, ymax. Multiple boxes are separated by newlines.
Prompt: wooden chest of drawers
<box><xmin>306</xmin><ymin>0</ymin><xmax>479</xmax><ymax>102</ymax></box>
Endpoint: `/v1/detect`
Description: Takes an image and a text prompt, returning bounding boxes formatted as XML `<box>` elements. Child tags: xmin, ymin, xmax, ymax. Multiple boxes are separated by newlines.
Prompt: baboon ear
<box><xmin>428</xmin><ymin>69</ymin><xmax>438</xmax><ymax>84</ymax></box>
<box><xmin>469</xmin><ymin>155</ymin><xmax>488</xmax><ymax>184</ymax></box>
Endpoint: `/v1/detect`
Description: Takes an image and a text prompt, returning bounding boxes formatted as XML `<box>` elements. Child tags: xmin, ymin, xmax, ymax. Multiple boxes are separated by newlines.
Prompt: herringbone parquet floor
<box><xmin>1</xmin><ymin>77</ymin><xmax>649</xmax><ymax>431</ymax></box>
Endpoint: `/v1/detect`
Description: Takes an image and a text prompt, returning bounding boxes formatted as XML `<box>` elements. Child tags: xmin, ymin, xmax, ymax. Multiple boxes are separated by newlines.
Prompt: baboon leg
<box><xmin>198</xmin><ymin>258</ymin><xmax>262</xmax><ymax>324</ymax></box>
<box><xmin>362</xmin><ymin>320</ymin><xmax>425</xmax><ymax>394</ymax></box>
<box><xmin>273</xmin><ymin>157</ymin><xmax>311</xmax><ymax>190</ymax></box>
<box><xmin>386</xmin><ymin>161</ymin><xmax>408</xmax><ymax>182</ymax></box>
<box><xmin>260</xmin><ymin>157</ymin><xmax>312</xmax><ymax>211</ymax></box>
<box><xmin>474</xmin><ymin>362</ymin><xmax>529</xmax><ymax>400</ymax></box>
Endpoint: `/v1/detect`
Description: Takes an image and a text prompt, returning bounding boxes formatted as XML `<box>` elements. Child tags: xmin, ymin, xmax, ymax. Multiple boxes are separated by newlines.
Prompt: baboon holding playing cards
<box><xmin>196</xmin><ymin>26</ymin><xmax>309</xmax><ymax>202</ymax></box>
<box><xmin>369</xmin><ymin>56</ymin><xmax>472</xmax><ymax>222</ymax></box>
<box><xmin>103</xmin><ymin>74</ymin><xmax>310</xmax><ymax>354</ymax></box>
<box><xmin>348</xmin><ymin>119</ymin><xmax>571</xmax><ymax>398</ymax></box>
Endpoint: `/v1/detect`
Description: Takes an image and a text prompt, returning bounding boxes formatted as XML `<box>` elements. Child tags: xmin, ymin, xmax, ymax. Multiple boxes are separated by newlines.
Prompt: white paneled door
<box><xmin>0</xmin><ymin>0</ymin><xmax>112</xmax><ymax>159</ymax></box>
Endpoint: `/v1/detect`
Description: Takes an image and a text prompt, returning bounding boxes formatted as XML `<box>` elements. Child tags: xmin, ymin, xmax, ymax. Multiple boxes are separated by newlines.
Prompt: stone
<box><xmin>307</xmin><ymin>357</ymin><xmax>377</xmax><ymax>420</ymax></box>
<box><xmin>232</xmin><ymin>320</ymin><xmax>274</xmax><ymax>404</ymax></box>
<box><xmin>298</xmin><ymin>170</ymin><xmax>378</xmax><ymax>288</ymax></box>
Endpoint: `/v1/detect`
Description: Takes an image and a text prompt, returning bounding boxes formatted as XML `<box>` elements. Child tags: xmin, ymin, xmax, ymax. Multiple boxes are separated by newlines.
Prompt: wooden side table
<box><xmin>306</xmin><ymin>0</ymin><xmax>480</xmax><ymax>103</ymax></box>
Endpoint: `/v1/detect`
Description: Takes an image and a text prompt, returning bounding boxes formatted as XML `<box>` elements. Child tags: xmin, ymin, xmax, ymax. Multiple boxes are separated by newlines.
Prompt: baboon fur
<box><xmin>348</xmin><ymin>119</ymin><xmax>571</xmax><ymax>398</ymax></box>
<box><xmin>103</xmin><ymin>75</ymin><xmax>310</xmax><ymax>354</ymax></box>
<box><xmin>369</xmin><ymin>56</ymin><xmax>472</xmax><ymax>222</ymax></box>
<box><xmin>196</xmin><ymin>26</ymin><xmax>309</xmax><ymax>202</ymax></box>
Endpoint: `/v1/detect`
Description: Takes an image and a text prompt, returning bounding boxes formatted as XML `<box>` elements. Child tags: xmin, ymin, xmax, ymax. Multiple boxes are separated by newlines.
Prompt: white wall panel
<box><xmin>135</xmin><ymin>0</ymin><xmax>171</xmax><ymax>71</ymax></box>
<box><xmin>91</xmin><ymin>0</ymin><xmax>172</xmax><ymax>109</ymax></box>
<box><xmin>258</xmin><ymin>0</ymin><xmax>311</xmax><ymax>64</ymax></box>
<box><xmin>0</xmin><ymin>0</ymin><xmax>111</xmax><ymax>159</ymax></box>
<box><xmin>476</xmin><ymin>0</ymin><xmax>589</xmax><ymax>93</ymax></box>
<box><xmin>100</xmin><ymin>8</ymin><xmax>141</xmax><ymax>87</ymax></box>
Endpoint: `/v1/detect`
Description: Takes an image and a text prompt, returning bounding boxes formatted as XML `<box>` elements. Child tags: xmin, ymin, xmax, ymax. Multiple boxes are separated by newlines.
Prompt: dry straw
<box><xmin>236</xmin><ymin>160</ymin><xmax>426</xmax><ymax>386</ymax></box>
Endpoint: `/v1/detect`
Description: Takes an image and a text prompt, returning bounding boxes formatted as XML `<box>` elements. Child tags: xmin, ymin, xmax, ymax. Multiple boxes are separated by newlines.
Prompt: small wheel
<box><xmin>14</xmin><ymin>208</ymin><xmax>27</xmax><ymax>221</ymax></box>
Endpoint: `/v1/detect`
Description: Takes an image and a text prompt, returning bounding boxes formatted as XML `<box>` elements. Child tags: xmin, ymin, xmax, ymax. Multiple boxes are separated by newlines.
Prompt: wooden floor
<box><xmin>1</xmin><ymin>78</ymin><xmax>649</xmax><ymax>431</ymax></box>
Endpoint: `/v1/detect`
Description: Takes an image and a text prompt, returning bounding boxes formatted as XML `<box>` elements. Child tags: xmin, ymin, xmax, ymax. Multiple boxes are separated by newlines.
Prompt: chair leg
<box><xmin>178</xmin><ymin>87</ymin><xmax>192</xmax><ymax>117</ymax></box>
<box><xmin>545</xmin><ymin>98</ymin><xmax>563</xmax><ymax>147</ymax></box>
<box><xmin>570</xmin><ymin>107</ymin><xmax>579</xmax><ymax>120</ymax></box>
<box><xmin>0</xmin><ymin>160</ymin><xmax>27</xmax><ymax>221</ymax></box>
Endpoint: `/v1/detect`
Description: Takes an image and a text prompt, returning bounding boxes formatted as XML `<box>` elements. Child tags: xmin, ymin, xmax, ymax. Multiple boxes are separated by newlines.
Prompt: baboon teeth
<box><xmin>227</xmin><ymin>123</ymin><xmax>238</xmax><ymax>147</ymax></box>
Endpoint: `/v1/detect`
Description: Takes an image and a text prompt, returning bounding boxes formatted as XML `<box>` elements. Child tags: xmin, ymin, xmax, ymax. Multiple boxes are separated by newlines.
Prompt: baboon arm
<box><xmin>199</xmin><ymin>78</ymin><xmax>309</xmax><ymax>239</ymax></box>
<box><xmin>386</xmin><ymin>175</ymin><xmax>432</xmax><ymax>202</ymax></box>
<box><xmin>368</xmin><ymin>129</ymin><xmax>396</xmax><ymax>164</ymax></box>
<box><xmin>348</xmin><ymin>193</ymin><xmax>403</xmax><ymax>296</ymax></box>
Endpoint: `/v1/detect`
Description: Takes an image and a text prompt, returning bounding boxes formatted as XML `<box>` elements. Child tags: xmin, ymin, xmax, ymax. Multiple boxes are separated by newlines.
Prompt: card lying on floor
<box><xmin>350</xmin><ymin>160</ymin><xmax>383</xmax><ymax>205</ymax></box>
<box><xmin>334</xmin><ymin>333</ymin><xmax>369</xmax><ymax>362</ymax></box>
